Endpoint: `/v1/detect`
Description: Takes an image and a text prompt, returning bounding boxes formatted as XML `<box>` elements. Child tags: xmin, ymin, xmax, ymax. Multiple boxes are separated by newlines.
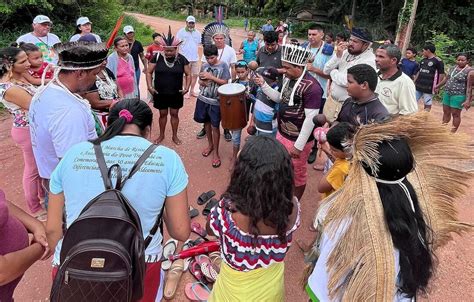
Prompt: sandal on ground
<box><xmin>188</xmin><ymin>259</ymin><xmax>207</xmax><ymax>283</ymax></box>
<box><xmin>163</xmin><ymin>259</ymin><xmax>184</xmax><ymax>300</ymax></box>
<box><xmin>34</xmin><ymin>210</ymin><xmax>48</xmax><ymax>222</ymax></box>
<box><xmin>184</xmin><ymin>282</ymin><xmax>211</xmax><ymax>301</ymax></box>
<box><xmin>202</xmin><ymin>148</ymin><xmax>213</xmax><ymax>157</ymax></box>
<box><xmin>189</xmin><ymin>206</ymin><xmax>199</xmax><ymax>219</ymax></box>
<box><xmin>212</xmin><ymin>158</ymin><xmax>221</xmax><ymax>168</ymax></box>
<box><xmin>208</xmin><ymin>251</ymin><xmax>222</xmax><ymax>273</ymax></box>
<box><xmin>197</xmin><ymin>190</ymin><xmax>216</xmax><ymax>205</ymax></box>
<box><xmin>191</xmin><ymin>221</ymin><xmax>207</xmax><ymax>238</ymax></box>
<box><xmin>195</xmin><ymin>254</ymin><xmax>218</xmax><ymax>282</ymax></box>
<box><xmin>202</xmin><ymin>198</ymin><xmax>218</xmax><ymax>216</ymax></box>
<box><xmin>182</xmin><ymin>239</ymin><xmax>194</xmax><ymax>271</ymax></box>
<box><xmin>161</xmin><ymin>238</ymin><xmax>178</xmax><ymax>271</ymax></box>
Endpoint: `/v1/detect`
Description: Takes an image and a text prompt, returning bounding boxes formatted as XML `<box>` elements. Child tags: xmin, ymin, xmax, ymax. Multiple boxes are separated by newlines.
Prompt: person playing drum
<box><xmin>254</xmin><ymin>43</ymin><xmax>323</xmax><ymax>200</ymax></box>
<box><xmin>194</xmin><ymin>44</ymin><xmax>231</xmax><ymax>168</ymax></box>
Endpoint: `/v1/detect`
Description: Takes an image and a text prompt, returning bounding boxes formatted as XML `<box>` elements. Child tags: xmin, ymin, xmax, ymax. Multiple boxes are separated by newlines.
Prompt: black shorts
<box><xmin>153</xmin><ymin>93</ymin><xmax>183</xmax><ymax>110</ymax></box>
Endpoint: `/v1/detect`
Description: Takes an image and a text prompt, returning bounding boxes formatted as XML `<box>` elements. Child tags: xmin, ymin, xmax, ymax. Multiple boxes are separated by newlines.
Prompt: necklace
<box><xmin>54</xmin><ymin>77</ymin><xmax>91</xmax><ymax>109</ymax></box>
<box><xmin>163</xmin><ymin>55</ymin><xmax>177</xmax><ymax>68</ymax></box>
<box><xmin>34</xmin><ymin>33</ymin><xmax>49</xmax><ymax>46</ymax></box>
<box><xmin>450</xmin><ymin>66</ymin><xmax>467</xmax><ymax>79</ymax></box>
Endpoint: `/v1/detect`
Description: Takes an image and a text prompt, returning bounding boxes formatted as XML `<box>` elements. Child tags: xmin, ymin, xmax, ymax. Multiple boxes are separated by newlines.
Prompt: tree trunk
<box><xmin>396</xmin><ymin>0</ymin><xmax>419</xmax><ymax>53</ymax></box>
<box><xmin>351</xmin><ymin>0</ymin><xmax>356</xmax><ymax>20</ymax></box>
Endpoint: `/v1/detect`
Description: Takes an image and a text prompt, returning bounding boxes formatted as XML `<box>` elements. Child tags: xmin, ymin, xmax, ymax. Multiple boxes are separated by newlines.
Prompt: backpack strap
<box><xmin>144</xmin><ymin>203</ymin><xmax>164</xmax><ymax>249</ymax></box>
<box><xmin>93</xmin><ymin>143</ymin><xmax>113</xmax><ymax>190</ymax></box>
<box><xmin>120</xmin><ymin>144</ymin><xmax>158</xmax><ymax>189</ymax></box>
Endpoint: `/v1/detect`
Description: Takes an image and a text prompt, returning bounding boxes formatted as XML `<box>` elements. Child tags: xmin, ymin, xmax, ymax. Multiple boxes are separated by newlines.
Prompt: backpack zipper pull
<box><xmin>65</xmin><ymin>270</ymin><xmax>69</xmax><ymax>284</ymax></box>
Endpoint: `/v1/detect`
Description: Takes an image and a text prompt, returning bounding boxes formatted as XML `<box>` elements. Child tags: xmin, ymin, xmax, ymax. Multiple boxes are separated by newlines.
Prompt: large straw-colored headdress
<box><xmin>201</xmin><ymin>21</ymin><xmax>232</xmax><ymax>47</ymax></box>
<box><xmin>320</xmin><ymin>113</ymin><xmax>472</xmax><ymax>301</ymax></box>
<box><xmin>54</xmin><ymin>41</ymin><xmax>108</xmax><ymax>70</ymax></box>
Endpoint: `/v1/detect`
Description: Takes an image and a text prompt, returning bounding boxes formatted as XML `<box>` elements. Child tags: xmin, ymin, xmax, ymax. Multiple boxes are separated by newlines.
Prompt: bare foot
<box><xmin>202</xmin><ymin>147</ymin><xmax>214</xmax><ymax>157</ymax></box>
<box><xmin>154</xmin><ymin>136</ymin><xmax>165</xmax><ymax>144</ymax></box>
<box><xmin>172</xmin><ymin>136</ymin><xmax>182</xmax><ymax>145</ymax></box>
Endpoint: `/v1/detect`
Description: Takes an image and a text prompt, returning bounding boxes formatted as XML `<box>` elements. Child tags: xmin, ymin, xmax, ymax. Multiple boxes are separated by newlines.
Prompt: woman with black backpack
<box><xmin>46</xmin><ymin>98</ymin><xmax>190</xmax><ymax>301</ymax></box>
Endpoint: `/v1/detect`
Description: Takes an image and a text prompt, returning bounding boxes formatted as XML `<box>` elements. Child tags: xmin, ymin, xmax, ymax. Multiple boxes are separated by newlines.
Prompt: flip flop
<box><xmin>202</xmin><ymin>198</ymin><xmax>218</xmax><ymax>216</ymax></box>
<box><xmin>212</xmin><ymin>158</ymin><xmax>221</xmax><ymax>168</ymax></box>
<box><xmin>163</xmin><ymin>259</ymin><xmax>184</xmax><ymax>300</ymax></box>
<box><xmin>184</xmin><ymin>282</ymin><xmax>211</xmax><ymax>301</ymax></box>
<box><xmin>191</xmin><ymin>222</ymin><xmax>207</xmax><ymax>238</ymax></box>
<box><xmin>189</xmin><ymin>206</ymin><xmax>199</xmax><ymax>219</ymax></box>
<box><xmin>161</xmin><ymin>238</ymin><xmax>178</xmax><ymax>271</ymax></box>
<box><xmin>195</xmin><ymin>254</ymin><xmax>218</xmax><ymax>282</ymax></box>
<box><xmin>197</xmin><ymin>190</ymin><xmax>216</xmax><ymax>205</ymax></box>
<box><xmin>188</xmin><ymin>259</ymin><xmax>206</xmax><ymax>283</ymax></box>
<box><xmin>182</xmin><ymin>239</ymin><xmax>194</xmax><ymax>271</ymax></box>
<box><xmin>208</xmin><ymin>251</ymin><xmax>222</xmax><ymax>273</ymax></box>
<box><xmin>202</xmin><ymin>148</ymin><xmax>213</xmax><ymax>157</ymax></box>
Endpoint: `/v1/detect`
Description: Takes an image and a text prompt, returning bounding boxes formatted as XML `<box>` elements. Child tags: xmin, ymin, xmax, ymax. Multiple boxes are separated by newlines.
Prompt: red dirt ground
<box><xmin>0</xmin><ymin>13</ymin><xmax>472</xmax><ymax>301</ymax></box>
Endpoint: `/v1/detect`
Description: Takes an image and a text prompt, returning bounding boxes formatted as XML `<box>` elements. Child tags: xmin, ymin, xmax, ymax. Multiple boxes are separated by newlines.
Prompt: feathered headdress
<box><xmin>159</xmin><ymin>26</ymin><xmax>182</xmax><ymax>47</ymax></box>
<box><xmin>279</xmin><ymin>43</ymin><xmax>313</xmax><ymax>106</ymax></box>
<box><xmin>54</xmin><ymin>41</ymin><xmax>108</xmax><ymax>70</ymax></box>
<box><xmin>316</xmin><ymin>113</ymin><xmax>473</xmax><ymax>301</ymax></box>
<box><xmin>201</xmin><ymin>21</ymin><xmax>232</xmax><ymax>47</ymax></box>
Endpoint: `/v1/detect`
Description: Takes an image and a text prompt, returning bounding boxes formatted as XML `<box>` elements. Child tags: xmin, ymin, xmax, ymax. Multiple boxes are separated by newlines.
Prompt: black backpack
<box><xmin>51</xmin><ymin>143</ymin><xmax>162</xmax><ymax>302</ymax></box>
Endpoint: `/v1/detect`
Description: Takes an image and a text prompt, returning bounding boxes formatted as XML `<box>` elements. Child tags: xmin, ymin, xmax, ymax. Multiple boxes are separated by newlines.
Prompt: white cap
<box><xmin>186</xmin><ymin>16</ymin><xmax>196</xmax><ymax>23</ymax></box>
<box><xmin>76</xmin><ymin>17</ymin><xmax>92</xmax><ymax>26</ymax></box>
<box><xmin>33</xmin><ymin>15</ymin><xmax>52</xmax><ymax>24</ymax></box>
<box><xmin>123</xmin><ymin>25</ymin><xmax>134</xmax><ymax>34</ymax></box>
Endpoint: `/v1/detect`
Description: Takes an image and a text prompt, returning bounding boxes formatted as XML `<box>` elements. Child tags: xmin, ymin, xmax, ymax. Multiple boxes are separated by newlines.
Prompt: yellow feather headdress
<box><xmin>319</xmin><ymin>112</ymin><xmax>473</xmax><ymax>301</ymax></box>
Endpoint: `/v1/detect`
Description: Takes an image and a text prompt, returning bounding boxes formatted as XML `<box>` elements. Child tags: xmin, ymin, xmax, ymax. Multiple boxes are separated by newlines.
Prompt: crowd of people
<box><xmin>0</xmin><ymin>12</ymin><xmax>473</xmax><ymax>302</ymax></box>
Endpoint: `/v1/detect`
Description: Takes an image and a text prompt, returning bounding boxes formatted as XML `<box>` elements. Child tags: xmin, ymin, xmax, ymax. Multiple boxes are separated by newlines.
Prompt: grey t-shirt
<box><xmin>198</xmin><ymin>61</ymin><xmax>231</xmax><ymax>106</ymax></box>
<box><xmin>256</xmin><ymin>46</ymin><xmax>282</xmax><ymax>85</ymax></box>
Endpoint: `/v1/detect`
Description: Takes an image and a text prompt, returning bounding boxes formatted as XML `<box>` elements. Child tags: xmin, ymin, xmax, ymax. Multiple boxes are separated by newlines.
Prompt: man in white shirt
<box><xmin>29</xmin><ymin>42</ymin><xmax>107</xmax><ymax>187</ymax></box>
<box><xmin>17</xmin><ymin>15</ymin><xmax>61</xmax><ymax>64</ymax></box>
<box><xmin>375</xmin><ymin>44</ymin><xmax>418</xmax><ymax>115</ymax></box>
<box><xmin>177</xmin><ymin>15</ymin><xmax>202</xmax><ymax>98</ymax></box>
<box><xmin>324</xmin><ymin>27</ymin><xmax>376</xmax><ymax>103</ymax></box>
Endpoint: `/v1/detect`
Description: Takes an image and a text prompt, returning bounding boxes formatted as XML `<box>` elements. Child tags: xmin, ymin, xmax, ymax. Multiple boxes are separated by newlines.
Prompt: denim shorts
<box><xmin>416</xmin><ymin>90</ymin><xmax>433</xmax><ymax>105</ymax></box>
<box><xmin>194</xmin><ymin>99</ymin><xmax>221</xmax><ymax>128</ymax></box>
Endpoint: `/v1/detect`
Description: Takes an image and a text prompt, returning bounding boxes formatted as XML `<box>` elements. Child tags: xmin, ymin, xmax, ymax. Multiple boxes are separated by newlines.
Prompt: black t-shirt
<box><xmin>337</xmin><ymin>96</ymin><xmax>390</xmax><ymax>126</ymax></box>
<box><xmin>129</xmin><ymin>40</ymin><xmax>144</xmax><ymax>70</ymax></box>
<box><xmin>415</xmin><ymin>56</ymin><xmax>445</xmax><ymax>93</ymax></box>
<box><xmin>151</xmin><ymin>53</ymin><xmax>189</xmax><ymax>95</ymax></box>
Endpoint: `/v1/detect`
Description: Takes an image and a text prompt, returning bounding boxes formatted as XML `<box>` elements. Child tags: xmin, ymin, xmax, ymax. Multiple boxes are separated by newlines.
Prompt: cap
<box><xmin>33</xmin><ymin>15</ymin><xmax>52</xmax><ymax>24</ymax></box>
<box><xmin>123</xmin><ymin>25</ymin><xmax>134</xmax><ymax>34</ymax></box>
<box><xmin>76</xmin><ymin>17</ymin><xmax>92</xmax><ymax>26</ymax></box>
<box><xmin>350</xmin><ymin>27</ymin><xmax>373</xmax><ymax>43</ymax></box>
<box><xmin>186</xmin><ymin>16</ymin><xmax>196</xmax><ymax>23</ymax></box>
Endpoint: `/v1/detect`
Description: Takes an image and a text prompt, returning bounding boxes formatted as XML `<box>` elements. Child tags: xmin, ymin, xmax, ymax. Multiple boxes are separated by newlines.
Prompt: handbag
<box><xmin>322</xmin><ymin>93</ymin><xmax>343</xmax><ymax>123</ymax></box>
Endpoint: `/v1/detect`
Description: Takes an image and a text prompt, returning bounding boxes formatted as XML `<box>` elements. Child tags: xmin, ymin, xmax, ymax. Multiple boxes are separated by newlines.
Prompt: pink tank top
<box><xmin>116</xmin><ymin>57</ymin><xmax>135</xmax><ymax>95</ymax></box>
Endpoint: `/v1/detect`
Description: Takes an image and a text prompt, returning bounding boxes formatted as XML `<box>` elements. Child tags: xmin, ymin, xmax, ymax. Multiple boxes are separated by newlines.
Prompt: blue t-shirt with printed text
<box><xmin>49</xmin><ymin>135</ymin><xmax>188</xmax><ymax>265</ymax></box>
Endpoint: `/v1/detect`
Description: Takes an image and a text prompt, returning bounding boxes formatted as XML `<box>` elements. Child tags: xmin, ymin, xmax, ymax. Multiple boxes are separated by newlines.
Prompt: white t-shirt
<box><xmin>29</xmin><ymin>83</ymin><xmax>97</xmax><ymax>178</ymax></box>
<box><xmin>16</xmin><ymin>32</ymin><xmax>61</xmax><ymax>64</ymax></box>
<box><xmin>49</xmin><ymin>135</ymin><xmax>188</xmax><ymax>265</ymax></box>
<box><xmin>375</xmin><ymin>70</ymin><xmax>418</xmax><ymax>115</ymax></box>
<box><xmin>201</xmin><ymin>44</ymin><xmax>237</xmax><ymax>67</ymax></box>
<box><xmin>176</xmin><ymin>28</ymin><xmax>201</xmax><ymax>62</ymax></box>
<box><xmin>69</xmin><ymin>33</ymin><xmax>102</xmax><ymax>43</ymax></box>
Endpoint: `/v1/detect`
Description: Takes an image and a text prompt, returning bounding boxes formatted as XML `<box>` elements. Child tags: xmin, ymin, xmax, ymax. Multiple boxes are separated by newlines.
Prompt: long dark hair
<box><xmin>363</xmin><ymin>139</ymin><xmax>434</xmax><ymax>298</ymax></box>
<box><xmin>91</xmin><ymin>98</ymin><xmax>153</xmax><ymax>145</ymax></box>
<box><xmin>223</xmin><ymin>136</ymin><xmax>294</xmax><ymax>242</ymax></box>
<box><xmin>0</xmin><ymin>47</ymin><xmax>23</xmax><ymax>77</ymax></box>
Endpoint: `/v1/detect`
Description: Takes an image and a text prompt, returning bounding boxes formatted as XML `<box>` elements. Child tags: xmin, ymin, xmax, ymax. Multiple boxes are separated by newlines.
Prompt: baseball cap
<box><xmin>186</xmin><ymin>16</ymin><xmax>196</xmax><ymax>23</ymax></box>
<box><xmin>33</xmin><ymin>15</ymin><xmax>52</xmax><ymax>24</ymax></box>
<box><xmin>76</xmin><ymin>17</ymin><xmax>92</xmax><ymax>26</ymax></box>
<box><xmin>123</xmin><ymin>25</ymin><xmax>134</xmax><ymax>34</ymax></box>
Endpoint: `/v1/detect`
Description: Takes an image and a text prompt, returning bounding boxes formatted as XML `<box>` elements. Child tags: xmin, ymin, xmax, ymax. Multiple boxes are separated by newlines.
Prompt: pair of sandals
<box><xmin>184</xmin><ymin>252</ymin><xmax>221</xmax><ymax>301</ymax></box>
<box><xmin>197</xmin><ymin>190</ymin><xmax>219</xmax><ymax>216</ymax></box>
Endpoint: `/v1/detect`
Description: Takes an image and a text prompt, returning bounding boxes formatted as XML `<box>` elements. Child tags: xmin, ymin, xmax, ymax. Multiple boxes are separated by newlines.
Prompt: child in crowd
<box><xmin>317</xmin><ymin>122</ymin><xmax>354</xmax><ymax>198</ymax></box>
<box><xmin>19</xmin><ymin>43</ymin><xmax>53</xmax><ymax>85</ymax></box>
<box><xmin>207</xmin><ymin>136</ymin><xmax>300</xmax><ymax>301</ymax></box>
<box><xmin>145</xmin><ymin>32</ymin><xmax>163</xmax><ymax>62</ymax></box>
<box><xmin>400</xmin><ymin>47</ymin><xmax>419</xmax><ymax>80</ymax></box>
<box><xmin>194</xmin><ymin>45</ymin><xmax>231</xmax><ymax>168</ymax></box>
<box><xmin>251</xmin><ymin>67</ymin><xmax>280</xmax><ymax>137</ymax></box>
<box><xmin>229</xmin><ymin>60</ymin><xmax>254</xmax><ymax>170</ymax></box>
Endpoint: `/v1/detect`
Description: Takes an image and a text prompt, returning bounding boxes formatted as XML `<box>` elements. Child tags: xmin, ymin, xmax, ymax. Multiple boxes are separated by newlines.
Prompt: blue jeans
<box><xmin>231</xmin><ymin>129</ymin><xmax>242</xmax><ymax>147</ymax></box>
<box><xmin>416</xmin><ymin>90</ymin><xmax>433</xmax><ymax>105</ymax></box>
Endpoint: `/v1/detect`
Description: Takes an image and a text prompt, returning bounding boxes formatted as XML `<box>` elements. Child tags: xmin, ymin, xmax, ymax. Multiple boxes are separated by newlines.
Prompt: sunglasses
<box><xmin>236</xmin><ymin>60</ymin><xmax>248</xmax><ymax>67</ymax></box>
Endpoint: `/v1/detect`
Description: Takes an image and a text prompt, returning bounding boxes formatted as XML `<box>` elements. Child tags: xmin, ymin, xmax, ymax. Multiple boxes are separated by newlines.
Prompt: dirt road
<box><xmin>1</xmin><ymin>13</ymin><xmax>472</xmax><ymax>301</ymax></box>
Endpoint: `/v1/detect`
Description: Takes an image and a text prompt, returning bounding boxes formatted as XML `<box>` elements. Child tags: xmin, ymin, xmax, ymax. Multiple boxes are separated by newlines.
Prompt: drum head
<box><xmin>217</xmin><ymin>83</ymin><xmax>246</xmax><ymax>96</ymax></box>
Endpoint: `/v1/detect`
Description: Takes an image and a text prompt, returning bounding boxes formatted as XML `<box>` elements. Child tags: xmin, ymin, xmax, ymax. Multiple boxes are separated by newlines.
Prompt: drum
<box><xmin>217</xmin><ymin>83</ymin><xmax>248</xmax><ymax>130</ymax></box>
